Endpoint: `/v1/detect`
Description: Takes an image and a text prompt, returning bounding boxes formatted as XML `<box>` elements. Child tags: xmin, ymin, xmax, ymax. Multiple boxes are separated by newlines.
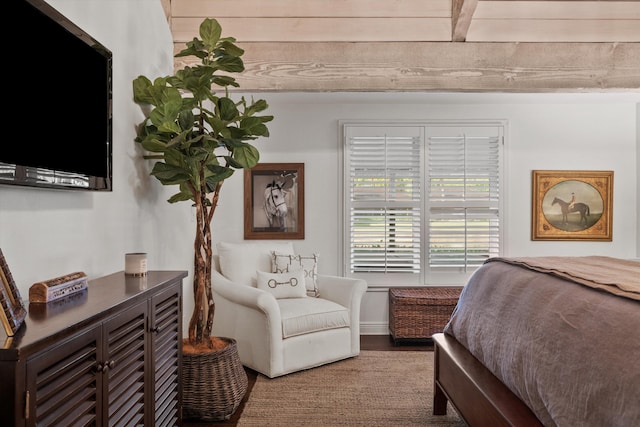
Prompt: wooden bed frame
<box><xmin>432</xmin><ymin>333</ymin><xmax>544</xmax><ymax>427</ymax></box>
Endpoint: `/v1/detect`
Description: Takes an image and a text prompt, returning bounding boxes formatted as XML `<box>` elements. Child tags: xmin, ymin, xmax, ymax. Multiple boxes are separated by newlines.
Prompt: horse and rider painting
<box><xmin>532</xmin><ymin>170</ymin><xmax>613</xmax><ymax>241</ymax></box>
<box><xmin>542</xmin><ymin>180</ymin><xmax>603</xmax><ymax>232</ymax></box>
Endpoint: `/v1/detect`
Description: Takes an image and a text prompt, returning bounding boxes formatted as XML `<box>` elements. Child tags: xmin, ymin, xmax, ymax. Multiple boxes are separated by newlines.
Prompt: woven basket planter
<box><xmin>182</xmin><ymin>337</ymin><xmax>248</xmax><ymax>421</ymax></box>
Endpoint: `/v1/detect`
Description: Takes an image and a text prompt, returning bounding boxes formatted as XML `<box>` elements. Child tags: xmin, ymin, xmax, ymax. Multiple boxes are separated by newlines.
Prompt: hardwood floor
<box><xmin>182</xmin><ymin>335</ymin><xmax>434</xmax><ymax>426</ymax></box>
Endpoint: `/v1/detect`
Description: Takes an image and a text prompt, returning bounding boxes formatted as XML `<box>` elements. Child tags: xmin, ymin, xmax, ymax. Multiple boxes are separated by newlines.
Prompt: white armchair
<box><xmin>211</xmin><ymin>243</ymin><xmax>367</xmax><ymax>378</ymax></box>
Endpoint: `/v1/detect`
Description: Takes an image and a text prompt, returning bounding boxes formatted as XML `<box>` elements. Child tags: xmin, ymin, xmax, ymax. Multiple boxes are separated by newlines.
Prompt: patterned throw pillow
<box><xmin>271</xmin><ymin>252</ymin><xmax>320</xmax><ymax>297</ymax></box>
<box><xmin>256</xmin><ymin>270</ymin><xmax>306</xmax><ymax>299</ymax></box>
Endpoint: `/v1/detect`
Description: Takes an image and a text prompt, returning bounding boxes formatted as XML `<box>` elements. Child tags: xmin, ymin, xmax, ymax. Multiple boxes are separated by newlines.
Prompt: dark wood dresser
<box><xmin>0</xmin><ymin>270</ymin><xmax>187</xmax><ymax>427</ymax></box>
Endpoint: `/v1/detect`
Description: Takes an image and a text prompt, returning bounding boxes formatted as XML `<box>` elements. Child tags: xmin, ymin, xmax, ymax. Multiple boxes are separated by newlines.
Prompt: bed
<box><xmin>432</xmin><ymin>256</ymin><xmax>640</xmax><ymax>427</ymax></box>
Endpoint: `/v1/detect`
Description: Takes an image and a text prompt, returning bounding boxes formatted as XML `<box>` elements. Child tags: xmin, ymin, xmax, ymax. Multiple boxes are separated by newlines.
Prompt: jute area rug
<box><xmin>237</xmin><ymin>351</ymin><xmax>467</xmax><ymax>426</ymax></box>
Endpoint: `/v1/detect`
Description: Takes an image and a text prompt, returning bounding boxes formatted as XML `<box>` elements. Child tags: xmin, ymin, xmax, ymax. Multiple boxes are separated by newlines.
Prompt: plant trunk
<box><xmin>187</xmin><ymin>178</ymin><xmax>223</xmax><ymax>348</ymax></box>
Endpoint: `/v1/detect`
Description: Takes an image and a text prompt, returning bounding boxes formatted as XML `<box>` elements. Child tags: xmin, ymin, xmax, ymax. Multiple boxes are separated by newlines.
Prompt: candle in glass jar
<box><xmin>125</xmin><ymin>253</ymin><xmax>147</xmax><ymax>276</ymax></box>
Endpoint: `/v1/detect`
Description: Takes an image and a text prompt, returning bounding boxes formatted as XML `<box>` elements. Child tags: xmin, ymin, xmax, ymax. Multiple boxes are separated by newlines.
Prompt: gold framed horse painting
<box><xmin>531</xmin><ymin>170</ymin><xmax>613</xmax><ymax>241</ymax></box>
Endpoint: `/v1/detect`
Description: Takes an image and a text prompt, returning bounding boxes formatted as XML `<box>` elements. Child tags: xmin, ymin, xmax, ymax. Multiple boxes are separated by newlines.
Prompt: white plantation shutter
<box><xmin>346</xmin><ymin>126</ymin><xmax>422</xmax><ymax>273</ymax></box>
<box><xmin>343</xmin><ymin>122</ymin><xmax>503</xmax><ymax>283</ymax></box>
<box><xmin>427</xmin><ymin>127</ymin><xmax>502</xmax><ymax>271</ymax></box>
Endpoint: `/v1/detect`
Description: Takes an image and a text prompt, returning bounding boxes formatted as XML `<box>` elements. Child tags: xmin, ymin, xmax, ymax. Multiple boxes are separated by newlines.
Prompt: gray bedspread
<box><xmin>443</xmin><ymin>257</ymin><xmax>640</xmax><ymax>427</ymax></box>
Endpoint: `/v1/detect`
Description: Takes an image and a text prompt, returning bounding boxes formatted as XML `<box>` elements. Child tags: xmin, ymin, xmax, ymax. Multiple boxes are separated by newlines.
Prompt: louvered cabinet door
<box><xmin>102</xmin><ymin>301</ymin><xmax>147</xmax><ymax>427</ymax></box>
<box><xmin>25</xmin><ymin>325</ymin><xmax>103</xmax><ymax>427</ymax></box>
<box><xmin>149</xmin><ymin>286</ymin><xmax>182</xmax><ymax>427</ymax></box>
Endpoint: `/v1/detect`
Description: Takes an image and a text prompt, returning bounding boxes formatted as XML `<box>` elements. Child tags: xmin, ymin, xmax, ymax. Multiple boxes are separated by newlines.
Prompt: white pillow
<box><xmin>217</xmin><ymin>241</ymin><xmax>294</xmax><ymax>287</ymax></box>
<box><xmin>271</xmin><ymin>252</ymin><xmax>320</xmax><ymax>297</ymax></box>
<box><xmin>256</xmin><ymin>270</ymin><xmax>307</xmax><ymax>299</ymax></box>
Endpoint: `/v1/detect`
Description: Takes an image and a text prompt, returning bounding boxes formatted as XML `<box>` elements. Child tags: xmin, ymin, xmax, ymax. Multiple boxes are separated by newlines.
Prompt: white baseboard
<box><xmin>360</xmin><ymin>321</ymin><xmax>389</xmax><ymax>335</ymax></box>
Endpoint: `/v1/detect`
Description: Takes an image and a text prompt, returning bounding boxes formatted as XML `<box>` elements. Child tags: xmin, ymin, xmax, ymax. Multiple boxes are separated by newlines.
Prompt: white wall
<box><xmin>211</xmin><ymin>92</ymin><xmax>640</xmax><ymax>333</ymax></box>
<box><xmin>0</xmin><ymin>1</ymin><xmax>191</xmax><ymax>306</ymax></box>
<box><xmin>0</xmin><ymin>3</ymin><xmax>638</xmax><ymax>337</ymax></box>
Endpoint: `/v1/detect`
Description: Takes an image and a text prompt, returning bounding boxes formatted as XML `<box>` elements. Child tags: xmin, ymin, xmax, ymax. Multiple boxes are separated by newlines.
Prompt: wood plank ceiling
<box><xmin>166</xmin><ymin>0</ymin><xmax>640</xmax><ymax>92</ymax></box>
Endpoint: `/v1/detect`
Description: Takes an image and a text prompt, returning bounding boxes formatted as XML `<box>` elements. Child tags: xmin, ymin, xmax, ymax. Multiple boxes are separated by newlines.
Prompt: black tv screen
<box><xmin>1</xmin><ymin>0</ymin><xmax>113</xmax><ymax>191</ymax></box>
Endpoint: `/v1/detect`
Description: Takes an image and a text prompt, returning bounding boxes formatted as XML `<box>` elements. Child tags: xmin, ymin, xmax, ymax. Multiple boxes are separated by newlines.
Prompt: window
<box><xmin>343</xmin><ymin>122</ymin><xmax>504</xmax><ymax>286</ymax></box>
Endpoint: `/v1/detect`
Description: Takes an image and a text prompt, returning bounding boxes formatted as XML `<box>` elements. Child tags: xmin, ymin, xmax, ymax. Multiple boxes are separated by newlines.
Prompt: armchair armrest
<box><xmin>317</xmin><ymin>275</ymin><xmax>368</xmax><ymax>309</ymax></box>
<box><xmin>212</xmin><ymin>268</ymin><xmax>285</xmax><ymax>374</ymax></box>
<box><xmin>317</xmin><ymin>275</ymin><xmax>367</xmax><ymax>354</ymax></box>
<box><xmin>212</xmin><ymin>268</ymin><xmax>279</xmax><ymax>315</ymax></box>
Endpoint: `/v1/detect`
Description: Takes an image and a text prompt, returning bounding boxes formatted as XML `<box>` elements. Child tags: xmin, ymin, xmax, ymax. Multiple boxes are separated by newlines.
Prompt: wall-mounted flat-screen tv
<box><xmin>1</xmin><ymin>0</ymin><xmax>113</xmax><ymax>191</ymax></box>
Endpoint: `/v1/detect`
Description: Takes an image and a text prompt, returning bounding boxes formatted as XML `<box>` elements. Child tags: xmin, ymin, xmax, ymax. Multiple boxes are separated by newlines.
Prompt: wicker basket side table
<box><xmin>388</xmin><ymin>287</ymin><xmax>463</xmax><ymax>342</ymax></box>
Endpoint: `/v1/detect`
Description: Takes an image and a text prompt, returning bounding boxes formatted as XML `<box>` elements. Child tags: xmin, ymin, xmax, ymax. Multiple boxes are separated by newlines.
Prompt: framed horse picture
<box><xmin>244</xmin><ymin>163</ymin><xmax>305</xmax><ymax>240</ymax></box>
<box><xmin>531</xmin><ymin>170</ymin><xmax>613</xmax><ymax>241</ymax></box>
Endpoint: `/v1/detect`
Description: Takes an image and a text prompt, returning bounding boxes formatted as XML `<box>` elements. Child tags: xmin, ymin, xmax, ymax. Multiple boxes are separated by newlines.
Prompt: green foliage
<box><xmin>132</xmin><ymin>18</ymin><xmax>273</xmax><ymax>204</ymax></box>
<box><xmin>132</xmin><ymin>18</ymin><xmax>273</xmax><ymax>346</ymax></box>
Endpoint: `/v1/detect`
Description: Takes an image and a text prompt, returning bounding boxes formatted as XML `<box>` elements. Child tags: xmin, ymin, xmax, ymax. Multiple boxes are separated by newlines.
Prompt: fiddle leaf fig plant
<box><xmin>132</xmin><ymin>18</ymin><xmax>272</xmax><ymax>350</ymax></box>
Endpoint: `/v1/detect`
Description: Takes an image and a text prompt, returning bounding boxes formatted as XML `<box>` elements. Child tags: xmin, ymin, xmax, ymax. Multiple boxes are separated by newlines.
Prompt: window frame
<box><xmin>340</xmin><ymin>120</ymin><xmax>506</xmax><ymax>287</ymax></box>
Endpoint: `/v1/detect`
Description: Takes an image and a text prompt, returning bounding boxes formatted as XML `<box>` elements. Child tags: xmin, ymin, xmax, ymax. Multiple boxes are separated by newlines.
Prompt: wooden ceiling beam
<box><xmin>171</xmin><ymin>0</ymin><xmax>452</xmax><ymax>18</ymax></box>
<box><xmin>174</xmin><ymin>41</ymin><xmax>640</xmax><ymax>92</ymax></box>
<box><xmin>469</xmin><ymin>0</ymin><xmax>640</xmax><ymax>42</ymax></box>
<box><xmin>452</xmin><ymin>0</ymin><xmax>478</xmax><ymax>42</ymax></box>
<box><xmin>172</xmin><ymin>17</ymin><xmax>452</xmax><ymax>42</ymax></box>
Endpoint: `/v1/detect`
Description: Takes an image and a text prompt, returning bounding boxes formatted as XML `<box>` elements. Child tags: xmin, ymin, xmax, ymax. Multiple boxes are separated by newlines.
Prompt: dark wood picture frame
<box><xmin>0</xmin><ymin>249</ymin><xmax>27</xmax><ymax>336</ymax></box>
<box><xmin>244</xmin><ymin>163</ymin><xmax>305</xmax><ymax>240</ymax></box>
<box><xmin>531</xmin><ymin>170</ymin><xmax>613</xmax><ymax>241</ymax></box>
